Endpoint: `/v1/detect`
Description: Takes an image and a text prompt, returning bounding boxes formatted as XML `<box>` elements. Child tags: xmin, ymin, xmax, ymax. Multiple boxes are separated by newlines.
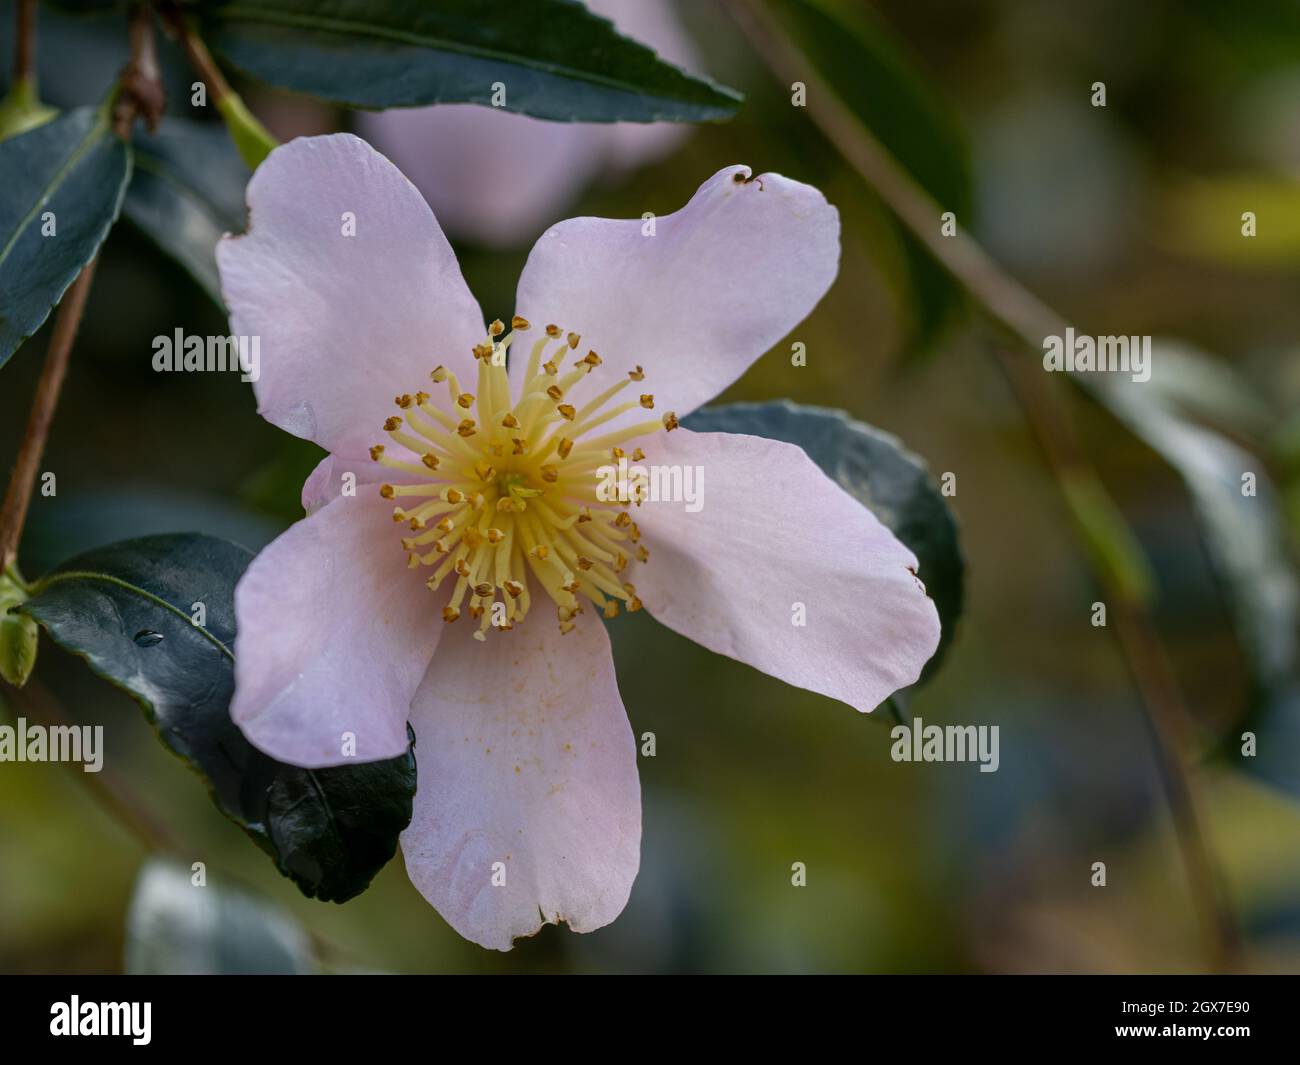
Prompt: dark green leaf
<box><xmin>768</xmin><ymin>0</ymin><xmax>971</xmax><ymax>356</ymax></box>
<box><xmin>196</xmin><ymin>0</ymin><xmax>742</xmax><ymax>120</ymax></box>
<box><xmin>124</xmin><ymin>117</ymin><xmax>250</xmax><ymax>309</ymax></box>
<box><xmin>126</xmin><ymin>859</ymin><xmax>316</xmax><ymax>974</ymax></box>
<box><xmin>19</xmin><ymin>534</ymin><xmax>417</xmax><ymax>903</ymax></box>
<box><xmin>684</xmin><ymin>400</ymin><xmax>965</xmax><ymax>714</ymax></box>
<box><xmin>0</xmin><ymin>106</ymin><xmax>131</xmax><ymax>367</ymax></box>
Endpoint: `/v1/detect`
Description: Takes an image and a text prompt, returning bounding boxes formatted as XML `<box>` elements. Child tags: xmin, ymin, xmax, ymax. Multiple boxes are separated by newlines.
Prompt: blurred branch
<box><xmin>1</xmin><ymin>676</ymin><xmax>179</xmax><ymax>853</ymax></box>
<box><xmin>723</xmin><ymin>0</ymin><xmax>1241</xmax><ymax>971</ymax></box>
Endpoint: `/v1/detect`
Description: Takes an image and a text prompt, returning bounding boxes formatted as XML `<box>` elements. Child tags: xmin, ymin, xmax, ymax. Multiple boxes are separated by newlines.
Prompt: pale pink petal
<box><xmin>300</xmin><ymin>449</ymin><xmax>424</xmax><ymax>515</ymax></box>
<box><xmin>217</xmin><ymin>134</ymin><xmax>484</xmax><ymax>456</ymax></box>
<box><xmin>512</xmin><ymin>167</ymin><xmax>840</xmax><ymax>427</ymax></box>
<box><xmin>402</xmin><ymin>616</ymin><xmax>640</xmax><ymax>951</ymax></box>
<box><xmin>633</xmin><ymin>428</ymin><xmax>940</xmax><ymax>713</ymax></box>
<box><xmin>355</xmin><ymin>0</ymin><xmax>698</xmax><ymax>247</ymax></box>
<box><xmin>232</xmin><ymin>492</ymin><xmax>438</xmax><ymax>768</ymax></box>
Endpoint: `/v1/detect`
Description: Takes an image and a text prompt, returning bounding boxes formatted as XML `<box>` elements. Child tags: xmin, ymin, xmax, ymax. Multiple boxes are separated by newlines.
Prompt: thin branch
<box><xmin>0</xmin><ymin>5</ymin><xmax>161</xmax><ymax>572</ymax></box>
<box><xmin>2</xmin><ymin>676</ymin><xmax>179</xmax><ymax>853</ymax></box>
<box><xmin>722</xmin><ymin>0</ymin><xmax>1240</xmax><ymax>970</ymax></box>
<box><xmin>13</xmin><ymin>0</ymin><xmax>35</xmax><ymax>86</ymax></box>
<box><xmin>164</xmin><ymin>4</ymin><xmax>236</xmax><ymax>107</ymax></box>
<box><xmin>0</xmin><ymin>263</ymin><xmax>96</xmax><ymax>572</ymax></box>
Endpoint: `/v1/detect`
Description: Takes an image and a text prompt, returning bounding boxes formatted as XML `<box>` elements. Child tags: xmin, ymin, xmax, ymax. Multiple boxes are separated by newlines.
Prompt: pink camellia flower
<box><xmin>356</xmin><ymin>0</ymin><xmax>702</xmax><ymax>246</ymax></box>
<box><xmin>217</xmin><ymin>133</ymin><xmax>941</xmax><ymax>950</ymax></box>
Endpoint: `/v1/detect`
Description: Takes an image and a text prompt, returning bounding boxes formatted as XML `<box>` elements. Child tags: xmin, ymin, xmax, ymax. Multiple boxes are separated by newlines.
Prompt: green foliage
<box><xmin>0</xmin><ymin>106</ymin><xmax>130</xmax><ymax>367</ymax></box>
<box><xmin>196</xmin><ymin>0</ymin><xmax>742</xmax><ymax>120</ymax></box>
<box><xmin>19</xmin><ymin>534</ymin><xmax>417</xmax><ymax>903</ymax></box>
<box><xmin>769</xmin><ymin>0</ymin><xmax>972</xmax><ymax>356</ymax></box>
<box><xmin>124</xmin><ymin>118</ymin><xmax>250</xmax><ymax>308</ymax></box>
<box><xmin>0</xmin><ymin>567</ymin><xmax>38</xmax><ymax>687</ymax></box>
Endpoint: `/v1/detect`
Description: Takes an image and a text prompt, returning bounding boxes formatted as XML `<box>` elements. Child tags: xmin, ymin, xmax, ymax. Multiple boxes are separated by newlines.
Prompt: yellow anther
<box><xmin>384</xmin><ymin>416</ymin><xmax>402</xmax><ymax>431</ymax></box>
<box><xmin>511</xmin><ymin>315</ymin><xmax>530</xmax><ymax>330</ymax></box>
<box><xmin>501</xmin><ymin>412</ymin><xmax>520</xmax><ymax>429</ymax></box>
<box><xmin>369</xmin><ymin>444</ymin><xmax>385</xmax><ymax>461</ymax></box>
<box><xmin>663</xmin><ymin>411</ymin><xmax>679</xmax><ymax>431</ymax></box>
<box><xmin>431</xmin><ymin>366</ymin><xmax>447</xmax><ymax>383</ymax></box>
<box><xmin>486</xmin><ymin>528</ymin><xmax>505</xmax><ymax>544</ymax></box>
<box><xmin>557</xmin><ymin>403</ymin><xmax>576</xmax><ymax>420</ymax></box>
<box><xmin>421</xmin><ymin>453</ymin><xmax>440</xmax><ymax>470</ymax></box>
<box><xmin>457</xmin><ymin>419</ymin><xmax>477</xmax><ymax>437</ymax></box>
<box><xmin>395</xmin><ymin>393</ymin><xmax>413</xmax><ymax>408</ymax></box>
<box><xmin>639</xmin><ymin>394</ymin><xmax>655</xmax><ymax>409</ymax></box>
<box><xmin>540</xmin><ymin>465</ymin><xmax>558</xmax><ymax>483</ymax></box>
<box><xmin>489</xmin><ymin>319</ymin><xmax>505</xmax><ymax>337</ymax></box>
<box><xmin>457</xmin><ymin>393</ymin><xmax>475</xmax><ymax>409</ymax></box>
<box><xmin>628</xmin><ymin>365</ymin><xmax>645</xmax><ymax>381</ymax></box>
<box><xmin>475</xmin><ymin>461</ymin><xmax>496</xmax><ymax>482</ymax></box>
<box><xmin>557</xmin><ymin>438</ymin><xmax>574</xmax><ymax>459</ymax></box>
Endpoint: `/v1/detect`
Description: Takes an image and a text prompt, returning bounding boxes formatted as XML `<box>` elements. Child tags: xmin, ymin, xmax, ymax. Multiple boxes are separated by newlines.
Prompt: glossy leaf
<box><xmin>197</xmin><ymin>0</ymin><xmax>742</xmax><ymax>121</ymax></box>
<box><xmin>19</xmin><ymin>534</ymin><xmax>417</xmax><ymax>903</ymax></box>
<box><xmin>124</xmin><ymin>118</ymin><xmax>250</xmax><ymax>309</ymax></box>
<box><xmin>0</xmin><ymin>106</ymin><xmax>130</xmax><ymax>367</ymax></box>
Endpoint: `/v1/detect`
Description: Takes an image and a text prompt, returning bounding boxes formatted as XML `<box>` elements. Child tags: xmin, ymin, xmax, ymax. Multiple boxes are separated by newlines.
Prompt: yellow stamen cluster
<box><xmin>374</xmin><ymin>317</ymin><xmax>675</xmax><ymax>640</ymax></box>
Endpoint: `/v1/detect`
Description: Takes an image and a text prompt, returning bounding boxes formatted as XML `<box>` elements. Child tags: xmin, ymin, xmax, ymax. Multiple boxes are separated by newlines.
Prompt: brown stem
<box><xmin>2</xmin><ymin>676</ymin><xmax>179</xmax><ymax>853</ymax></box>
<box><xmin>115</xmin><ymin>3</ymin><xmax>165</xmax><ymax>133</ymax></box>
<box><xmin>0</xmin><ymin>5</ymin><xmax>162</xmax><ymax>573</ymax></box>
<box><xmin>164</xmin><ymin>4</ymin><xmax>234</xmax><ymax>107</ymax></box>
<box><xmin>13</xmin><ymin>0</ymin><xmax>35</xmax><ymax>85</ymax></box>
<box><xmin>723</xmin><ymin>0</ymin><xmax>1240</xmax><ymax>970</ymax></box>
<box><xmin>0</xmin><ymin>263</ymin><xmax>97</xmax><ymax>572</ymax></box>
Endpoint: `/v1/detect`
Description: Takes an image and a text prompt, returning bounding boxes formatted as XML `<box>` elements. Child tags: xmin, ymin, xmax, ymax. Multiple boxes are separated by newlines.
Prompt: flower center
<box><xmin>373</xmin><ymin>317</ymin><xmax>678</xmax><ymax>640</ymax></box>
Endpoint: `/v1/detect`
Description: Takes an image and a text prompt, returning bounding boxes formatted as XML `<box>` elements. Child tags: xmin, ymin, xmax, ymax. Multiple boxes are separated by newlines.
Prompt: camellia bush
<box><xmin>0</xmin><ymin>0</ymin><xmax>1296</xmax><ymax>983</ymax></box>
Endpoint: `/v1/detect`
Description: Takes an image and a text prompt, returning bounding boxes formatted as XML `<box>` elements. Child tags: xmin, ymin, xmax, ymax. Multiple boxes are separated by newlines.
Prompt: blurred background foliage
<box><xmin>2</xmin><ymin>0</ymin><xmax>1299</xmax><ymax>973</ymax></box>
